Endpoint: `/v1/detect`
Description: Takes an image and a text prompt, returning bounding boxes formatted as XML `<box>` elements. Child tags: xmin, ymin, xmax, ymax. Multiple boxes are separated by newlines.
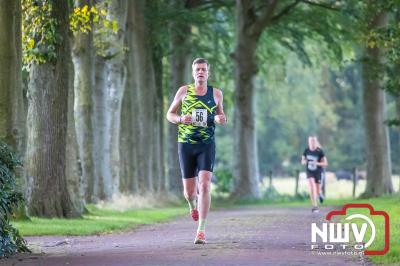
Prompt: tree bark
<box><xmin>92</xmin><ymin>55</ymin><xmax>109</xmax><ymax>200</ymax></box>
<box><xmin>0</xmin><ymin>0</ymin><xmax>25</xmax><ymax>151</ymax></box>
<box><xmin>126</xmin><ymin>0</ymin><xmax>161</xmax><ymax>193</ymax></box>
<box><xmin>120</xmin><ymin>73</ymin><xmax>137</xmax><ymax>193</ymax></box>
<box><xmin>103</xmin><ymin>0</ymin><xmax>128</xmax><ymax>197</ymax></box>
<box><xmin>66</xmin><ymin>50</ymin><xmax>85</xmax><ymax>213</ymax></box>
<box><xmin>153</xmin><ymin>46</ymin><xmax>165</xmax><ymax>192</ymax></box>
<box><xmin>121</xmin><ymin>17</ymin><xmax>139</xmax><ymax>193</ymax></box>
<box><xmin>167</xmin><ymin>2</ymin><xmax>191</xmax><ymax>195</ymax></box>
<box><xmin>26</xmin><ymin>1</ymin><xmax>79</xmax><ymax>217</ymax></box>
<box><xmin>0</xmin><ymin>0</ymin><xmax>28</xmax><ymax>219</ymax></box>
<box><xmin>231</xmin><ymin>0</ymin><xmax>279</xmax><ymax>198</ymax></box>
<box><xmin>361</xmin><ymin>11</ymin><xmax>393</xmax><ymax>197</ymax></box>
<box><xmin>397</xmin><ymin>97</ymin><xmax>400</xmax><ymax>192</ymax></box>
<box><xmin>72</xmin><ymin>0</ymin><xmax>96</xmax><ymax>203</ymax></box>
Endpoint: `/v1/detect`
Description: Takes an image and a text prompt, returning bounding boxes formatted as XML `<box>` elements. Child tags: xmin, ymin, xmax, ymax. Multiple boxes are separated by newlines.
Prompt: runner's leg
<box><xmin>307</xmin><ymin>177</ymin><xmax>317</xmax><ymax>207</ymax></box>
<box><xmin>197</xmin><ymin>170</ymin><xmax>212</xmax><ymax>229</ymax></box>
<box><xmin>183</xmin><ymin>177</ymin><xmax>197</xmax><ymax>211</ymax></box>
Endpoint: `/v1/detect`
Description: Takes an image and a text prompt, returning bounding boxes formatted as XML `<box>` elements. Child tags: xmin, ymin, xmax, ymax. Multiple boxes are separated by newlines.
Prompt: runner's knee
<box><xmin>184</xmin><ymin>189</ymin><xmax>196</xmax><ymax>200</ymax></box>
<box><xmin>198</xmin><ymin>181</ymin><xmax>210</xmax><ymax>194</ymax></box>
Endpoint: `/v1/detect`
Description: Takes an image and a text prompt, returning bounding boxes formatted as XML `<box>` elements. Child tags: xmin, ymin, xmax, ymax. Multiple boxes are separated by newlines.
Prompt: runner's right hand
<box><xmin>180</xmin><ymin>115</ymin><xmax>192</xmax><ymax>125</ymax></box>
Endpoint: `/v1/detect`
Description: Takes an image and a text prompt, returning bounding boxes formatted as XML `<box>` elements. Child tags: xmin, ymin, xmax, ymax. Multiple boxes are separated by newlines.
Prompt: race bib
<box><xmin>192</xmin><ymin>109</ymin><xmax>207</xmax><ymax>127</ymax></box>
<box><xmin>307</xmin><ymin>160</ymin><xmax>317</xmax><ymax>171</ymax></box>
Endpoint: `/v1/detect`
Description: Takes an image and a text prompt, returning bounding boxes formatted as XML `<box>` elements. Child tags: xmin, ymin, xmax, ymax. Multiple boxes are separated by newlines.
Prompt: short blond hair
<box><xmin>192</xmin><ymin>58</ymin><xmax>209</xmax><ymax>68</ymax></box>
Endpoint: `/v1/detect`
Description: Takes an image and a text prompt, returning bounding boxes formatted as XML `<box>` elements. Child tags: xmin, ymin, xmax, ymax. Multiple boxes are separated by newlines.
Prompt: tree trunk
<box><xmin>103</xmin><ymin>0</ymin><xmax>128</xmax><ymax>198</ymax></box>
<box><xmin>92</xmin><ymin>56</ymin><xmax>109</xmax><ymax>200</ymax></box>
<box><xmin>0</xmin><ymin>0</ymin><xmax>28</xmax><ymax>219</ymax></box>
<box><xmin>121</xmin><ymin>17</ymin><xmax>139</xmax><ymax>193</ymax></box>
<box><xmin>127</xmin><ymin>0</ymin><xmax>161</xmax><ymax>193</ymax></box>
<box><xmin>231</xmin><ymin>0</ymin><xmax>279</xmax><ymax>198</ymax></box>
<box><xmin>66</xmin><ymin>50</ymin><xmax>85</xmax><ymax>213</ymax></box>
<box><xmin>153</xmin><ymin>46</ymin><xmax>165</xmax><ymax>192</ymax></box>
<box><xmin>396</xmin><ymin>96</ymin><xmax>400</xmax><ymax>193</ymax></box>
<box><xmin>361</xmin><ymin>11</ymin><xmax>393</xmax><ymax>197</ymax></box>
<box><xmin>26</xmin><ymin>1</ymin><xmax>79</xmax><ymax>217</ymax></box>
<box><xmin>120</xmin><ymin>73</ymin><xmax>136</xmax><ymax>193</ymax></box>
<box><xmin>0</xmin><ymin>0</ymin><xmax>24</xmax><ymax>150</ymax></box>
<box><xmin>232</xmin><ymin>34</ymin><xmax>260</xmax><ymax>198</ymax></box>
<box><xmin>72</xmin><ymin>0</ymin><xmax>95</xmax><ymax>203</ymax></box>
<box><xmin>167</xmin><ymin>6</ymin><xmax>191</xmax><ymax>195</ymax></box>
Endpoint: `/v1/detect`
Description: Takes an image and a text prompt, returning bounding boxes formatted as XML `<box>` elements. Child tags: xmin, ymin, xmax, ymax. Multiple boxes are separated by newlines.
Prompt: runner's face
<box><xmin>308</xmin><ymin>137</ymin><xmax>317</xmax><ymax>150</ymax></box>
<box><xmin>192</xmin><ymin>63</ymin><xmax>209</xmax><ymax>83</ymax></box>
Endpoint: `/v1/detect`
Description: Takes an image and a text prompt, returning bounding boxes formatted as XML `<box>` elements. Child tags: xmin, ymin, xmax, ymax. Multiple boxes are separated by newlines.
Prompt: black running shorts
<box><xmin>307</xmin><ymin>171</ymin><xmax>321</xmax><ymax>184</ymax></box>
<box><xmin>178</xmin><ymin>142</ymin><xmax>215</xmax><ymax>179</ymax></box>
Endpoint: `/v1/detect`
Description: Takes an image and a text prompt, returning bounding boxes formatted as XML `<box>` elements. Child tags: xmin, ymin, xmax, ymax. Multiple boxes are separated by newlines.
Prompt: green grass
<box><xmin>12</xmin><ymin>205</ymin><xmax>186</xmax><ymax>236</ymax></box>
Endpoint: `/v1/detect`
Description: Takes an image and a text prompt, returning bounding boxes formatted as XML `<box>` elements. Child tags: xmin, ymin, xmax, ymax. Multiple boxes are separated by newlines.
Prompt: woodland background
<box><xmin>0</xmin><ymin>0</ymin><xmax>399</xmax><ymax>219</ymax></box>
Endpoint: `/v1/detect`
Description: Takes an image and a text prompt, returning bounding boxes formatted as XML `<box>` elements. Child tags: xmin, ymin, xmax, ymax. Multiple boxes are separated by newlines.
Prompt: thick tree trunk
<box><xmin>72</xmin><ymin>0</ymin><xmax>96</xmax><ymax>203</ymax></box>
<box><xmin>104</xmin><ymin>0</ymin><xmax>128</xmax><ymax>197</ymax></box>
<box><xmin>167</xmin><ymin>13</ymin><xmax>191</xmax><ymax>195</ymax></box>
<box><xmin>232</xmin><ymin>35</ymin><xmax>260</xmax><ymax>198</ymax></box>
<box><xmin>120</xmin><ymin>75</ymin><xmax>137</xmax><ymax>193</ymax></box>
<box><xmin>127</xmin><ymin>0</ymin><xmax>159</xmax><ymax>193</ymax></box>
<box><xmin>26</xmin><ymin>1</ymin><xmax>79</xmax><ymax>217</ymax></box>
<box><xmin>92</xmin><ymin>56</ymin><xmax>109</xmax><ymax>200</ymax></box>
<box><xmin>66</xmin><ymin>53</ymin><xmax>85</xmax><ymax>213</ymax></box>
<box><xmin>396</xmin><ymin>96</ymin><xmax>400</xmax><ymax>192</ymax></box>
<box><xmin>121</xmin><ymin>17</ymin><xmax>139</xmax><ymax>193</ymax></box>
<box><xmin>0</xmin><ymin>0</ymin><xmax>28</xmax><ymax>219</ymax></box>
<box><xmin>0</xmin><ymin>0</ymin><xmax>24</xmax><ymax>150</ymax></box>
<box><xmin>153</xmin><ymin>47</ymin><xmax>165</xmax><ymax>192</ymax></box>
<box><xmin>231</xmin><ymin>0</ymin><xmax>274</xmax><ymax>199</ymax></box>
<box><xmin>361</xmin><ymin>12</ymin><xmax>393</xmax><ymax>197</ymax></box>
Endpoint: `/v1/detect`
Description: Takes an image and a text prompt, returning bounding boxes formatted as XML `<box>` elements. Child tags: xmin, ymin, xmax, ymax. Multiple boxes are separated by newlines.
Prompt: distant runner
<box><xmin>301</xmin><ymin>135</ymin><xmax>328</xmax><ymax>213</ymax></box>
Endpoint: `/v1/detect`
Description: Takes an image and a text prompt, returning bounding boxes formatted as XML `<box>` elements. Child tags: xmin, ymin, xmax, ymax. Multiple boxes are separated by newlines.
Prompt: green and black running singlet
<box><xmin>178</xmin><ymin>84</ymin><xmax>217</xmax><ymax>144</ymax></box>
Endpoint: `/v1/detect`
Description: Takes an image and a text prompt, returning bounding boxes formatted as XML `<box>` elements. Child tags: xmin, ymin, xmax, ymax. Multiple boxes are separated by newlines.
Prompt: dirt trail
<box><xmin>3</xmin><ymin>206</ymin><xmax>371</xmax><ymax>266</ymax></box>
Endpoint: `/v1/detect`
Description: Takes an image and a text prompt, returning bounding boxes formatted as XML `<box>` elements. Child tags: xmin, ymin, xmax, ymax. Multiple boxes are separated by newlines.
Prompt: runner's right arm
<box><xmin>166</xmin><ymin>86</ymin><xmax>192</xmax><ymax>124</ymax></box>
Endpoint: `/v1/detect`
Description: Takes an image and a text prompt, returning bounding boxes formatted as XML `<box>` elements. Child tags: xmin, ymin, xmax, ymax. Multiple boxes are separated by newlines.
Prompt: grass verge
<box><xmin>12</xmin><ymin>205</ymin><xmax>186</xmax><ymax>236</ymax></box>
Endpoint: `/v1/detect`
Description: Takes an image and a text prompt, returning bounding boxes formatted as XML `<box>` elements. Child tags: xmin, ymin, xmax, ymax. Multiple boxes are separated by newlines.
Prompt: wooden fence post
<box><xmin>269</xmin><ymin>170</ymin><xmax>273</xmax><ymax>188</ymax></box>
<box><xmin>295</xmin><ymin>170</ymin><xmax>300</xmax><ymax>196</ymax></box>
<box><xmin>352</xmin><ymin>167</ymin><xmax>357</xmax><ymax>198</ymax></box>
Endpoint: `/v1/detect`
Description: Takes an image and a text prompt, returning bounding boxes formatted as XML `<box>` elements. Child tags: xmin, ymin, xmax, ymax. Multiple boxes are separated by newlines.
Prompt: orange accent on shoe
<box><xmin>194</xmin><ymin>231</ymin><xmax>206</xmax><ymax>244</ymax></box>
<box><xmin>191</xmin><ymin>209</ymin><xmax>199</xmax><ymax>221</ymax></box>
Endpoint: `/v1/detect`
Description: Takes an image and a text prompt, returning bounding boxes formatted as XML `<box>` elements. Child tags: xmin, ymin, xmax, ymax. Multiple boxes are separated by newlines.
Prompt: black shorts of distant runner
<box><xmin>307</xmin><ymin>171</ymin><xmax>321</xmax><ymax>184</ymax></box>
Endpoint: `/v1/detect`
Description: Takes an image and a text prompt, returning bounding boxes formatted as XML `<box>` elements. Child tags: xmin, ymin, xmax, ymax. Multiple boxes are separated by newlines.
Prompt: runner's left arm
<box><xmin>214</xmin><ymin>88</ymin><xmax>227</xmax><ymax>125</ymax></box>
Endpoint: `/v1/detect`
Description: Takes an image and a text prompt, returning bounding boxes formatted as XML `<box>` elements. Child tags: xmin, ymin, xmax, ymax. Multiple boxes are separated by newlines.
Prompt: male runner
<box><xmin>166</xmin><ymin>58</ymin><xmax>227</xmax><ymax>244</ymax></box>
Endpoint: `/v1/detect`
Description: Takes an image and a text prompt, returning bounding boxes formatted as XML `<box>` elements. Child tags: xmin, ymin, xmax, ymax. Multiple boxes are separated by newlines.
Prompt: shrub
<box><xmin>213</xmin><ymin>169</ymin><xmax>233</xmax><ymax>194</ymax></box>
<box><xmin>0</xmin><ymin>143</ymin><xmax>29</xmax><ymax>258</ymax></box>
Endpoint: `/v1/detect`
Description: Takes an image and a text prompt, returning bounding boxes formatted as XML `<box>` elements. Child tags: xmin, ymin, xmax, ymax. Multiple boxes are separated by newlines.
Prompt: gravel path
<box><xmin>2</xmin><ymin>206</ymin><xmax>372</xmax><ymax>266</ymax></box>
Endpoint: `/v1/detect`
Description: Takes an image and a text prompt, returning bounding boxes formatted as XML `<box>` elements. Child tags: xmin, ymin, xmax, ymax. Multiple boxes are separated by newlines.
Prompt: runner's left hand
<box><xmin>214</xmin><ymin>114</ymin><xmax>227</xmax><ymax>125</ymax></box>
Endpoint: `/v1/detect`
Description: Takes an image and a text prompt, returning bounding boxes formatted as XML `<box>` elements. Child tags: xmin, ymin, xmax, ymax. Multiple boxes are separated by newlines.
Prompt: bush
<box><xmin>213</xmin><ymin>169</ymin><xmax>233</xmax><ymax>194</ymax></box>
<box><xmin>0</xmin><ymin>143</ymin><xmax>29</xmax><ymax>258</ymax></box>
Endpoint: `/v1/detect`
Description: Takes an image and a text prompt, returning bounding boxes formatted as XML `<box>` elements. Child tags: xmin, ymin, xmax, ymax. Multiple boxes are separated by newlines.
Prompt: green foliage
<box><xmin>70</xmin><ymin>5</ymin><xmax>116</xmax><ymax>34</ymax></box>
<box><xmin>213</xmin><ymin>169</ymin><xmax>233</xmax><ymax>194</ymax></box>
<box><xmin>22</xmin><ymin>0</ymin><xmax>60</xmax><ymax>66</ymax></box>
<box><xmin>22</xmin><ymin>1</ymin><xmax>117</xmax><ymax>67</ymax></box>
<box><xmin>0</xmin><ymin>143</ymin><xmax>29</xmax><ymax>258</ymax></box>
<box><xmin>70</xmin><ymin>3</ymin><xmax>119</xmax><ymax>58</ymax></box>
